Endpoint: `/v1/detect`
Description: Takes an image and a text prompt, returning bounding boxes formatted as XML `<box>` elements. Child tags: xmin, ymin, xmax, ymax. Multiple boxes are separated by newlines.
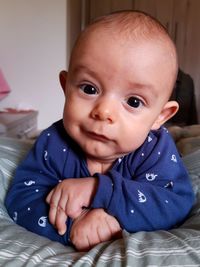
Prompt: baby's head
<box><xmin>60</xmin><ymin>11</ymin><xmax>179</xmax><ymax>163</ymax></box>
<box><xmin>69</xmin><ymin>10</ymin><xmax>178</xmax><ymax>96</ymax></box>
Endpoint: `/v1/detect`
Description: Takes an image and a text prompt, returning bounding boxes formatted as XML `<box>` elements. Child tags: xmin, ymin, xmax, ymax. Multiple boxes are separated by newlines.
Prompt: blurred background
<box><xmin>0</xmin><ymin>0</ymin><xmax>199</xmax><ymax>133</ymax></box>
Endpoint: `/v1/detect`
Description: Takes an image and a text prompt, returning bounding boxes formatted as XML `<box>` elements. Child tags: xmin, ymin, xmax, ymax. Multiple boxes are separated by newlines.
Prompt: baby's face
<box><xmin>62</xmin><ymin>28</ymin><xmax>177</xmax><ymax>163</ymax></box>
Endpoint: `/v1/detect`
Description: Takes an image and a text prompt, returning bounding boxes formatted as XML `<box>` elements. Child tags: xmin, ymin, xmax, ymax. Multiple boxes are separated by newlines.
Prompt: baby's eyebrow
<box><xmin>72</xmin><ymin>65</ymin><xmax>97</xmax><ymax>77</ymax></box>
<box><xmin>128</xmin><ymin>82</ymin><xmax>158</xmax><ymax>99</ymax></box>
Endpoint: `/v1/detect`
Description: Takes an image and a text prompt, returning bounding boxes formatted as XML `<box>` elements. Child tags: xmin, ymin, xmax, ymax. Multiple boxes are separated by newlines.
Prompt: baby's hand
<box><xmin>70</xmin><ymin>208</ymin><xmax>122</xmax><ymax>251</ymax></box>
<box><xmin>46</xmin><ymin>178</ymin><xmax>97</xmax><ymax>235</ymax></box>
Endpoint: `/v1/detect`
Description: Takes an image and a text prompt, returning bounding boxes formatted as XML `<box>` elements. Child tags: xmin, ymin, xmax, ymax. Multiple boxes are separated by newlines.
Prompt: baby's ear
<box><xmin>151</xmin><ymin>101</ymin><xmax>179</xmax><ymax>130</ymax></box>
<box><xmin>59</xmin><ymin>70</ymin><xmax>68</xmax><ymax>93</ymax></box>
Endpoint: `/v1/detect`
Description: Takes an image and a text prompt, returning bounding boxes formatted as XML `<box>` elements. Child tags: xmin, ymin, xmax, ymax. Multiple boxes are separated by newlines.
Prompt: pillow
<box><xmin>0</xmin><ymin>137</ymin><xmax>33</xmax><ymax>202</ymax></box>
<box><xmin>168</xmin><ymin>124</ymin><xmax>200</xmax><ymax>155</ymax></box>
<box><xmin>181</xmin><ymin>149</ymin><xmax>200</xmax><ymax>223</ymax></box>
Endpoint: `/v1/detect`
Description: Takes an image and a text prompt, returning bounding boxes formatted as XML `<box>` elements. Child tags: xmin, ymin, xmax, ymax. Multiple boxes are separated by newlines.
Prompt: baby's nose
<box><xmin>90</xmin><ymin>98</ymin><xmax>117</xmax><ymax>123</ymax></box>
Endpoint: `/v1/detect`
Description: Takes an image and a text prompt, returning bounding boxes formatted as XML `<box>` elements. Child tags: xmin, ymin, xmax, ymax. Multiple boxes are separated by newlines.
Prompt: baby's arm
<box><xmin>70</xmin><ymin>208</ymin><xmax>122</xmax><ymax>251</ymax></box>
<box><xmin>5</xmin><ymin>123</ymin><xmax>83</xmax><ymax>246</ymax></box>
<box><xmin>90</xmin><ymin>129</ymin><xmax>195</xmax><ymax>232</ymax></box>
<box><xmin>46</xmin><ymin>178</ymin><xmax>98</xmax><ymax>235</ymax></box>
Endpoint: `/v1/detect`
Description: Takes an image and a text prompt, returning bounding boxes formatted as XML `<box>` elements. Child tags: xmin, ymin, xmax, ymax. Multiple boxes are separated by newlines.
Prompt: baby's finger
<box><xmin>48</xmin><ymin>202</ymin><xmax>57</xmax><ymax>226</ymax></box>
<box><xmin>55</xmin><ymin>206</ymin><xmax>67</xmax><ymax>235</ymax></box>
<box><xmin>46</xmin><ymin>189</ymin><xmax>54</xmax><ymax>203</ymax></box>
<box><xmin>74</xmin><ymin>234</ymin><xmax>91</xmax><ymax>252</ymax></box>
<box><xmin>87</xmin><ymin>231</ymin><xmax>101</xmax><ymax>249</ymax></box>
<box><xmin>65</xmin><ymin>200</ymin><xmax>83</xmax><ymax>219</ymax></box>
<box><xmin>97</xmin><ymin>223</ymin><xmax>112</xmax><ymax>242</ymax></box>
<box><xmin>105</xmin><ymin>216</ymin><xmax>122</xmax><ymax>238</ymax></box>
<box><xmin>48</xmin><ymin>189</ymin><xmax>62</xmax><ymax>226</ymax></box>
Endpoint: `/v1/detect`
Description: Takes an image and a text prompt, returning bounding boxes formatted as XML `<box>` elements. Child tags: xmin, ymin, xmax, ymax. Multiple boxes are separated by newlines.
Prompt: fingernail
<box><xmin>58</xmin><ymin>230</ymin><xmax>64</xmax><ymax>235</ymax></box>
<box><xmin>59</xmin><ymin>229</ymin><xmax>67</xmax><ymax>235</ymax></box>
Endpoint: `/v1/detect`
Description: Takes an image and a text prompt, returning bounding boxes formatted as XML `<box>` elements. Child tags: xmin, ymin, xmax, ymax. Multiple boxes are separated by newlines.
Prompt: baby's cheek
<box><xmin>122</xmin><ymin>132</ymin><xmax>147</xmax><ymax>153</ymax></box>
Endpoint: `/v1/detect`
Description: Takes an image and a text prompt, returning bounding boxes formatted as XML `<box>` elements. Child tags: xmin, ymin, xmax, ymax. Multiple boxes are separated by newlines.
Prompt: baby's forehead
<box><xmin>76</xmin><ymin>13</ymin><xmax>175</xmax><ymax>56</ymax></box>
<box><xmin>75</xmin><ymin>22</ymin><xmax>176</xmax><ymax>65</ymax></box>
<box><xmin>70</xmin><ymin>12</ymin><xmax>178</xmax><ymax>87</ymax></box>
<box><xmin>87</xmin><ymin>24</ymin><xmax>168</xmax><ymax>47</ymax></box>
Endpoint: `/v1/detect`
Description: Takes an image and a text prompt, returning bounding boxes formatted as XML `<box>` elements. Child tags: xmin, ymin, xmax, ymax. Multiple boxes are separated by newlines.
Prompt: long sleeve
<box><xmin>5</xmin><ymin>121</ymin><xmax>73</xmax><ymax>245</ymax></box>
<box><xmin>91</xmin><ymin>127</ymin><xmax>195</xmax><ymax>232</ymax></box>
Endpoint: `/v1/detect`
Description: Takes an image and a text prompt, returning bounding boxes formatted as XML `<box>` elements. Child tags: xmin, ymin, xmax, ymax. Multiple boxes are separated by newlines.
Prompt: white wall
<box><xmin>0</xmin><ymin>0</ymin><xmax>67</xmax><ymax>130</ymax></box>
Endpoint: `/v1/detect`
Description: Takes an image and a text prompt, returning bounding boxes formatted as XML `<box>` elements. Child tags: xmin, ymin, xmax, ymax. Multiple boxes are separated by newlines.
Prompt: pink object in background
<box><xmin>0</xmin><ymin>69</ymin><xmax>11</xmax><ymax>101</ymax></box>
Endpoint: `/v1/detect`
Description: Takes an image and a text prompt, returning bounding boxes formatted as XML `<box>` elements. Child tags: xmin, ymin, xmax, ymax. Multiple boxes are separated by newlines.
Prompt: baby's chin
<box><xmin>84</xmin><ymin>148</ymin><xmax>129</xmax><ymax>163</ymax></box>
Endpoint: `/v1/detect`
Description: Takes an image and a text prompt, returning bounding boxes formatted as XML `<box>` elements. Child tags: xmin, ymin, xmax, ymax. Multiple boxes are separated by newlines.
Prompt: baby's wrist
<box><xmin>73</xmin><ymin>208</ymin><xmax>90</xmax><ymax>224</ymax></box>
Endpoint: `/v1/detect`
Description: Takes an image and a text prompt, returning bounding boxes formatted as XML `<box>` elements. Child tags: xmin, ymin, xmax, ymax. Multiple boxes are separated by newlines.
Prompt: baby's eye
<box><xmin>80</xmin><ymin>84</ymin><xmax>98</xmax><ymax>95</ymax></box>
<box><xmin>126</xmin><ymin>97</ymin><xmax>143</xmax><ymax>108</ymax></box>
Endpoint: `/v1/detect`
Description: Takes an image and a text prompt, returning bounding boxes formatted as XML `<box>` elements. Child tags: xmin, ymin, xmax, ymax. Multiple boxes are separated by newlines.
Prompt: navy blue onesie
<box><xmin>5</xmin><ymin>120</ymin><xmax>195</xmax><ymax>245</ymax></box>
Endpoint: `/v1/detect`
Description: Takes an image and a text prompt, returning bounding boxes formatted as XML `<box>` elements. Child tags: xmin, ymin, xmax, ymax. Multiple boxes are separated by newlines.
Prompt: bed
<box><xmin>0</xmin><ymin>130</ymin><xmax>200</xmax><ymax>266</ymax></box>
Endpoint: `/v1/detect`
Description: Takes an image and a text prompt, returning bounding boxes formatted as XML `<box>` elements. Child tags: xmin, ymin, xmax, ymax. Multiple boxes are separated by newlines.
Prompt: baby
<box><xmin>5</xmin><ymin>11</ymin><xmax>195</xmax><ymax>251</ymax></box>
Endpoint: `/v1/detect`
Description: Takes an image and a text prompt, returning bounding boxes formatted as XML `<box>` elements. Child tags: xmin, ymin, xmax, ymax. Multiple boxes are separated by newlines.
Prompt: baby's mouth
<box><xmin>85</xmin><ymin>131</ymin><xmax>110</xmax><ymax>142</ymax></box>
